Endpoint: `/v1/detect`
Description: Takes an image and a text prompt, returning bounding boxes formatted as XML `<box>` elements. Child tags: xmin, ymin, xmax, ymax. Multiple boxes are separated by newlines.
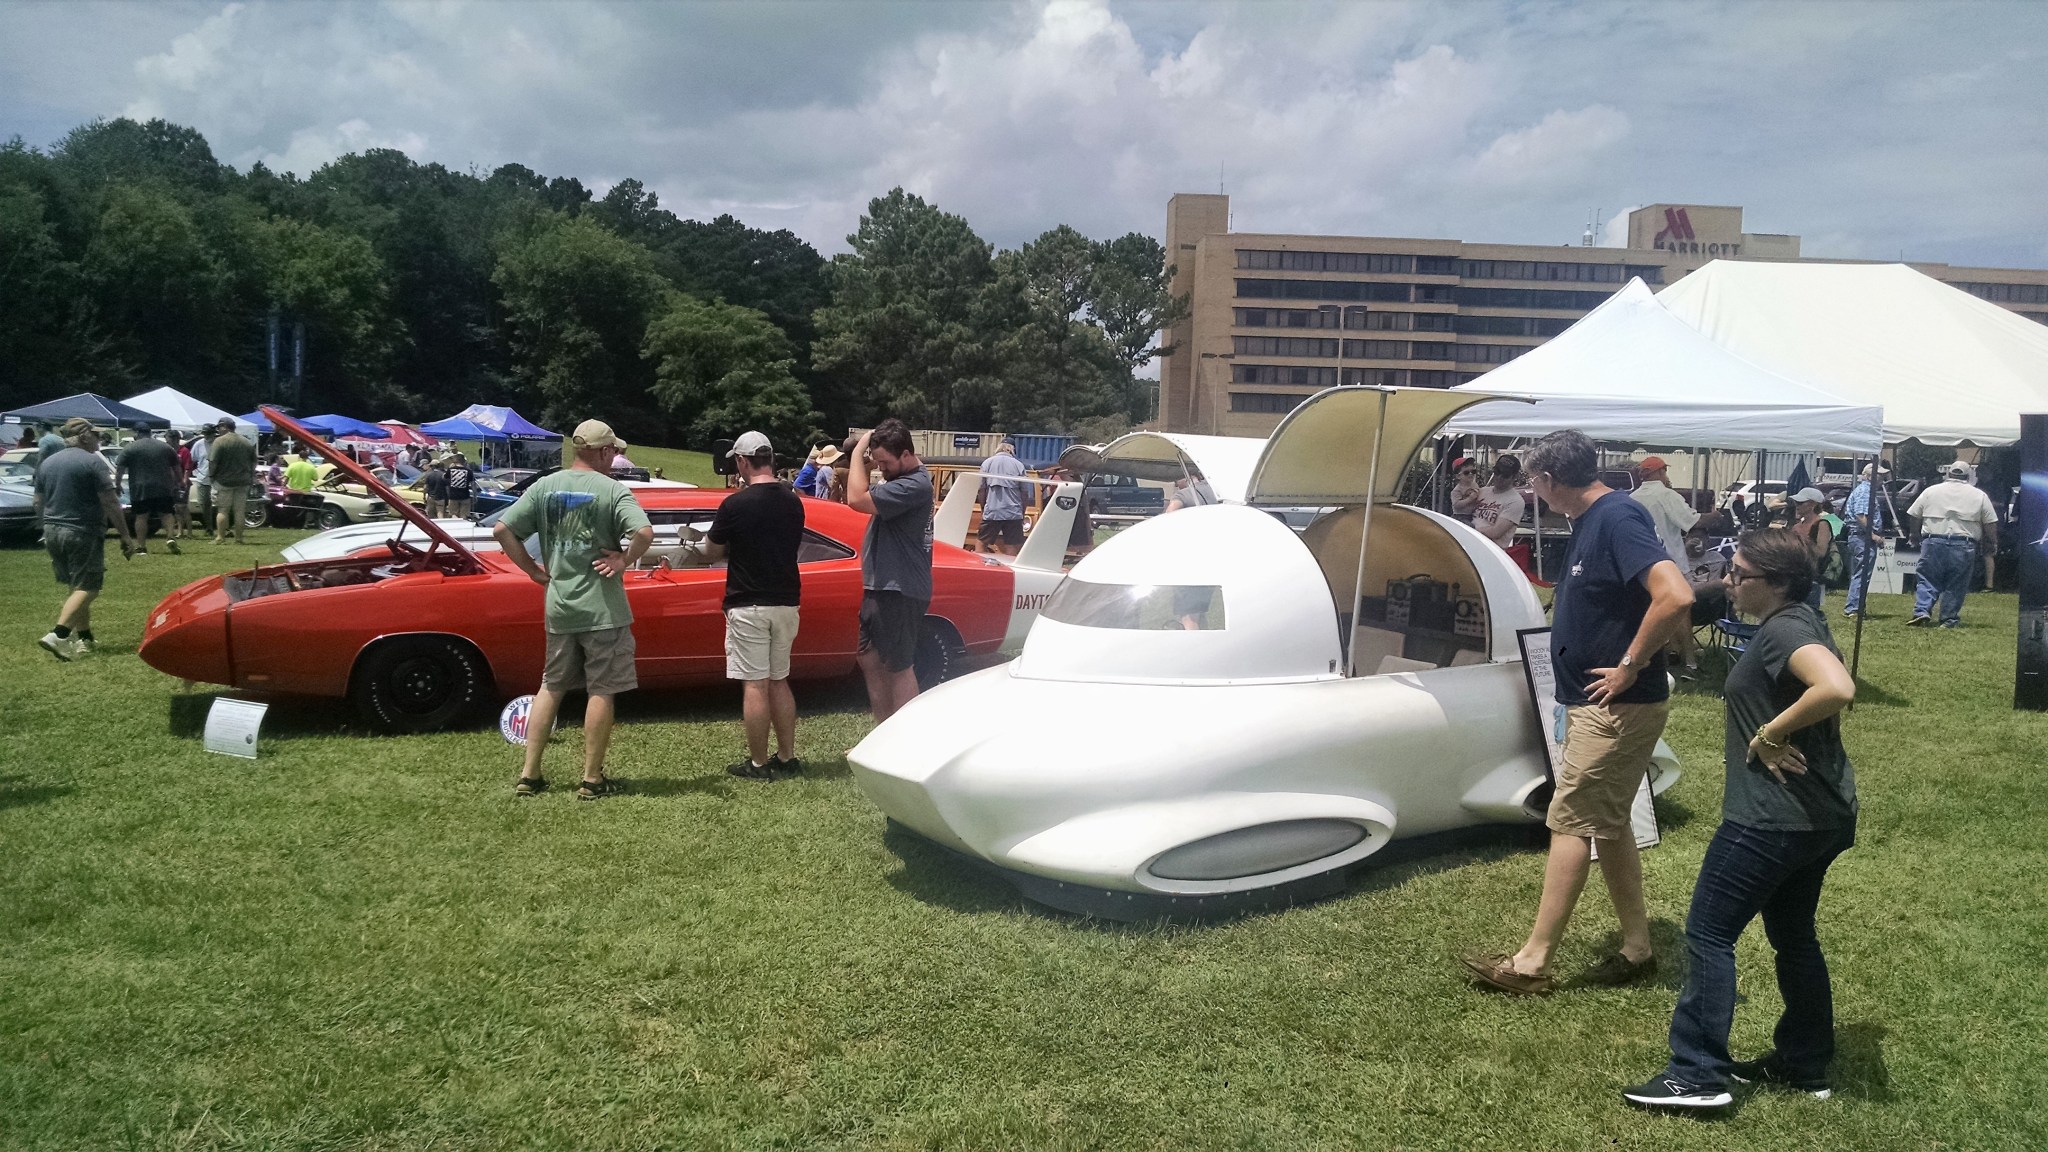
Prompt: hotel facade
<box><xmin>1160</xmin><ymin>196</ymin><xmax>2048</xmax><ymax>437</ymax></box>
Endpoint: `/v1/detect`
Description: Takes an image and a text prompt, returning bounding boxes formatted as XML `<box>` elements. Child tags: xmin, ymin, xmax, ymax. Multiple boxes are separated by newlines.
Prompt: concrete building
<box><xmin>1160</xmin><ymin>195</ymin><xmax>2048</xmax><ymax>437</ymax></box>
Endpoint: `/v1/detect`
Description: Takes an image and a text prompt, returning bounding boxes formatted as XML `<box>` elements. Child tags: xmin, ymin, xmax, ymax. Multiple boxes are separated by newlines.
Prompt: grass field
<box><xmin>2</xmin><ymin>530</ymin><xmax>2045</xmax><ymax>1151</ymax></box>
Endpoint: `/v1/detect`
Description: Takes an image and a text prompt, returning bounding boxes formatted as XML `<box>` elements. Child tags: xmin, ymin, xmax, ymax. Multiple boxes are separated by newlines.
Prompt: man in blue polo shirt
<box><xmin>1464</xmin><ymin>429</ymin><xmax>1694</xmax><ymax>996</ymax></box>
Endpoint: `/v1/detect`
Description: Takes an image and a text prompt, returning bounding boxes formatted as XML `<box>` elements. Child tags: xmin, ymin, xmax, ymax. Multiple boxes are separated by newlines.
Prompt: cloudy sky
<box><xmin>3</xmin><ymin>0</ymin><xmax>2044</xmax><ymax>266</ymax></box>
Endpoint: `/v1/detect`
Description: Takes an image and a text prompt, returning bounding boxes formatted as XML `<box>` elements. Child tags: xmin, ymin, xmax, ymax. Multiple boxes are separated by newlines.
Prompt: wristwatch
<box><xmin>1619</xmin><ymin>653</ymin><xmax>1636</xmax><ymax>670</ymax></box>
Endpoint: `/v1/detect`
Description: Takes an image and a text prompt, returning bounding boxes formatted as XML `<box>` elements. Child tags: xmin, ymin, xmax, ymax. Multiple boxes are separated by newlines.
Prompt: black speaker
<box><xmin>710</xmin><ymin>438</ymin><xmax>736</xmax><ymax>476</ymax></box>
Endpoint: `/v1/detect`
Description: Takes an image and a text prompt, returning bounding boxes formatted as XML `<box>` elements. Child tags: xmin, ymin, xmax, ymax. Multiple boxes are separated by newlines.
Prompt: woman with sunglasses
<box><xmin>1624</xmin><ymin>527</ymin><xmax>1859</xmax><ymax>1112</ymax></box>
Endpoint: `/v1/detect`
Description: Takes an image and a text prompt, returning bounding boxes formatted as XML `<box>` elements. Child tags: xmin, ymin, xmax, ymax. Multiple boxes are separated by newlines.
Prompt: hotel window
<box><xmin>1230</xmin><ymin>392</ymin><xmax>1311</xmax><ymax>414</ymax></box>
<box><xmin>1409</xmin><ymin>370</ymin><xmax>1457</xmax><ymax>388</ymax></box>
<box><xmin>1233</xmin><ymin>364</ymin><xmax>1338</xmax><ymax>387</ymax></box>
<box><xmin>1233</xmin><ymin>336</ymin><xmax>1339</xmax><ymax>357</ymax></box>
<box><xmin>1955</xmin><ymin>282</ymin><xmax>2048</xmax><ymax>305</ymax></box>
<box><xmin>1411</xmin><ymin>312</ymin><xmax>1456</xmax><ymax>332</ymax></box>
<box><xmin>1415</xmin><ymin>255</ymin><xmax>1457</xmax><ymax>275</ymax></box>
<box><xmin>1455</xmin><ymin>286</ymin><xmax>1614</xmax><ymax>310</ymax></box>
<box><xmin>1409</xmin><ymin>342</ymin><xmax>1454</xmax><ymax>361</ymax></box>
<box><xmin>1454</xmin><ymin>343</ymin><xmax>1528</xmax><ymax>364</ymax></box>
<box><xmin>1343</xmin><ymin>339</ymin><xmax>1410</xmax><ymax>359</ymax></box>
<box><xmin>1412</xmin><ymin>284</ymin><xmax>1457</xmax><ymax>304</ymax></box>
<box><xmin>1236</xmin><ymin>250</ymin><xmax>1419</xmax><ymax>274</ymax></box>
<box><xmin>1342</xmin><ymin>368</ymin><xmax>1403</xmax><ymax>386</ymax></box>
<box><xmin>1234</xmin><ymin>279</ymin><xmax>1414</xmax><ymax>302</ymax></box>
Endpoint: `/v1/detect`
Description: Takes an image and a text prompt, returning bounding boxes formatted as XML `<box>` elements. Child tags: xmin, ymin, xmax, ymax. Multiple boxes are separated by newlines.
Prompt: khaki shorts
<box><xmin>46</xmin><ymin>524</ymin><xmax>106</xmax><ymax>592</ymax></box>
<box><xmin>542</xmin><ymin>626</ymin><xmax>638</xmax><ymax>697</ymax></box>
<box><xmin>1546</xmin><ymin>700</ymin><xmax>1669</xmax><ymax>839</ymax></box>
<box><xmin>211</xmin><ymin>483</ymin><xmax>250</xmax><ymax>525</ymax></box>
<box><xmin>725</xmin><ymin>604</ymin><xmax>800</xmax><ymax>681</ymax></box>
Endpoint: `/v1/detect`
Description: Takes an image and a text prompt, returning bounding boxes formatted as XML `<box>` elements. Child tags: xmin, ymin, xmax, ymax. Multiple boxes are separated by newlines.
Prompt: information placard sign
<box><xmin>203</xmin><ymin>698</ymin><xmax>267</xmax><ymax>759</ymax></box>
<box><xmin>1516</xmin><ymin>627</ymin><xmax>1660</xmax><ymax>849</ymax></box>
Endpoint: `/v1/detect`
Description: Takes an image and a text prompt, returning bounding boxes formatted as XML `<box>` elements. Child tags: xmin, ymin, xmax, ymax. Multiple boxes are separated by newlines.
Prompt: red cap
<box><xmin>1640</xmin><ymin>455</ymin><xmax>1668</xmax><ymax>471</ymax></box>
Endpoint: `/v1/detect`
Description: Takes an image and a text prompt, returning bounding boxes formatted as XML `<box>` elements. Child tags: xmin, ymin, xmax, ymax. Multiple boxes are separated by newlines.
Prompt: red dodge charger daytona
<box><xmin>140</xmin><ymin>409</ymin><xmax>1015</xmax><ymax>732</ymax></box>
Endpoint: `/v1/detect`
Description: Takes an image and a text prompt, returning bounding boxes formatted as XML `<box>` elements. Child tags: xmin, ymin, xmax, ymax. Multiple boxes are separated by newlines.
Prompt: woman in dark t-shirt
<box><xmin>1625</xmin><ymin>527</ymin><xmax>1858</xmax><ymax>1112</ymax></box>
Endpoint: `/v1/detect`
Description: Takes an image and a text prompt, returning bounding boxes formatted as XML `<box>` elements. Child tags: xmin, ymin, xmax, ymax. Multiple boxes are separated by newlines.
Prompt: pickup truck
<box><xmin>1084</xmin><ymin>472</ymin><xmax>1166</xmax><ymax>517</ymax></box>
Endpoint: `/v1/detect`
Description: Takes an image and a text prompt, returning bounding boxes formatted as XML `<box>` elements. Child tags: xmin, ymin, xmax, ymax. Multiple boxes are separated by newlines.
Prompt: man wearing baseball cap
<box><xmin>1905</xmin><ymin>462</ymin><xmax>1998</xmax><ymax>628</ymax></box>
<box><xmin>675</xmin><ymin>431</ymin><xmax>807</xmax><ymax>778</ymax></box>
<box><xmin>493</xmin><ymin>418</ymin><xmax>653</xmax><ymax>798</ymax></box>
<box><xmin>33</xmin><ymin>419</ymin><xmax>137</xmax><ymax>659</ymax></box>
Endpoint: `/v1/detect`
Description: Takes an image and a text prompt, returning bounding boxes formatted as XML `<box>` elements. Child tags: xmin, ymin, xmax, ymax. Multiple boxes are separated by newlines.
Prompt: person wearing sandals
<box><xmin>1623</xmin><ymin>528</ymin><xmax>1857</xmax><ymax>1111</ymax></box>
<box><xmin>495</xmin><ymin>419</ymin><xmax>653</xmax><ymax>800</ymax></box>
<box><xmin>1461</xmin><ymin>429</ymin><xmax>1694</xmax><ymax>998</ymax></box>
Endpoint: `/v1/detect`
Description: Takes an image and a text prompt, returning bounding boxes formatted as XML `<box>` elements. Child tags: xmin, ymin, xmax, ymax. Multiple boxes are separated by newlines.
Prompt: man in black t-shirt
<box><xmin>680</xmin><ymin>431</ymin><xmax>806</xmax><ymax>779</ymax></box>
<box><xmin>1462</xmin><ymin>430</ymin><xmax>1695</xmax><ymax>997</ymax></box>
<box><xmin>442</xmin><ymin>451</ymin><xmax>476</xmax><ymax>519</ymax></box>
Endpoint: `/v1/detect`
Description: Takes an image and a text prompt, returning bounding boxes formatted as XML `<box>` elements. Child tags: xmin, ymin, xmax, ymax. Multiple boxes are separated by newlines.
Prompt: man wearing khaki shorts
<box><xmin>675</xmin><ymin>431</ymin><xmax>806</xmax><ymax>779</ymax></box>
<box><xmin>1463</xmin><ymin>430</ymin><xmax>1694</xmax><ymax>995</ymax></box>
<box><xmin>493</xmin><ymin>419</ymin><xmax>652</xmax><ymax>800</ymax></box>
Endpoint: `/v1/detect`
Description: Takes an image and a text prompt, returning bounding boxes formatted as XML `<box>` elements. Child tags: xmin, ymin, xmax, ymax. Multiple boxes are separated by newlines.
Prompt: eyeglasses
<box><xmin>1725</xmin><ymin>563</ymin><xmax>1764</xmax><ymax>585</ymax></box>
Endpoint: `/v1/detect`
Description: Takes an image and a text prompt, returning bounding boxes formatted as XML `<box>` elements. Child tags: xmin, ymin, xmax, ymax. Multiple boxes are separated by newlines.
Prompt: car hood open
<box><xmin>261</xmin><ymin>405</ymin><xmax>485</xmax><ymax>573</ymax></box>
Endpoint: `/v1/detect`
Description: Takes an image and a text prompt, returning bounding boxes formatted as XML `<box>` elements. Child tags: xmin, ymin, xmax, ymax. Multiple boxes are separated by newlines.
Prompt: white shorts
<box><xmin>725</xmin><ymin>604</ymin><xmax>800</xmax><ymax>681</ymax></box>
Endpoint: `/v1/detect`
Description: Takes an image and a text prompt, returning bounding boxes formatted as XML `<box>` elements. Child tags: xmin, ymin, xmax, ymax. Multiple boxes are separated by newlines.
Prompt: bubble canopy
<box><xmin>1015</xmin><ymin>504</ymin><xmax>1342</xmax><ymax>685</ymax></box>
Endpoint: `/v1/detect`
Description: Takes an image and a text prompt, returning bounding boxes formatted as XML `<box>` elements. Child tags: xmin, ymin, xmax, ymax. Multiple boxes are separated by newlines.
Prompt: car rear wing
<box><xmin>934</xmin><ymin>472</ymin><xmax>1083</xmax><ymax>572</ymax></box>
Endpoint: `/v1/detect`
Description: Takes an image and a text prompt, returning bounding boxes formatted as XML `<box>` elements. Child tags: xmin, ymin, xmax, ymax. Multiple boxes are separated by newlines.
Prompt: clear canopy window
<box><xmin>1043</xmin><ymin>579</ymin><xmax>1226</xmax><ymax>631</ymax></box>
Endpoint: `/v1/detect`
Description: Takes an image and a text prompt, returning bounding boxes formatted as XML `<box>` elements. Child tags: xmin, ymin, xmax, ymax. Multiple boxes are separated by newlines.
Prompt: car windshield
<box><xmin>1043</xmin><ymin>578</ymin><xmax>1225</xmax><ymax>630</ymax></box>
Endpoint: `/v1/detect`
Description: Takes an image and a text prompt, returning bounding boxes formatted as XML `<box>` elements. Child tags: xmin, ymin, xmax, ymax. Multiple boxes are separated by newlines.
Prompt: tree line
<box><xmin>0</xmin><ymin>118</ymin><xmax>1184</xmax><ymax>452</ymax></box>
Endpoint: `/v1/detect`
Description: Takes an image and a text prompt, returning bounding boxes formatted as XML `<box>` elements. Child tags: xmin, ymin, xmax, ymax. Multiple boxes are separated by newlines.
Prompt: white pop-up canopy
<box><xmin>1445</xmin><ymin>279</ymin><xmax>1885</xmax><ymax>455</ymax></box>
<box><xmin>1659</xmin><ymin>261</ymin><xmax>2048</xmax><ymax>446</ymax></box>
<box><xmin>122</xmin><ymin>386</ymin><xmax>259</xmax><ymax>437</ymax></box>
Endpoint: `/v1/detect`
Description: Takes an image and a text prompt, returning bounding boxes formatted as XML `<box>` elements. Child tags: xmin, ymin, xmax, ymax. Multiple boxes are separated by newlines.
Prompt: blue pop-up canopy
<box><xmin>298</xmin><ymin>413</ymin><xmax>390</xmax><ymax>439</ymax></box>
<box><xmin>238</xmin><ymin>410</ymin><xmax>275</xmax><ymax>433</ymax></box>
<box><xmin>423</xmin><ymin>403</ymin><xmax>558</xmax><ymax>441</ymax></box>
<box><xmin>4</xmin><ymin>392</ymin><xmax>170</xmax><ymax>429</ymax></box>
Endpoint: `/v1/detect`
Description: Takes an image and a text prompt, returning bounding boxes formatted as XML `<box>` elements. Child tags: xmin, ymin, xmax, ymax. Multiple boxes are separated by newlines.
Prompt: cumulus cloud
<box><xmin>1</xmin><ymin>0</ymin><xmax>2042</xmax><ymax>266</ymax></box>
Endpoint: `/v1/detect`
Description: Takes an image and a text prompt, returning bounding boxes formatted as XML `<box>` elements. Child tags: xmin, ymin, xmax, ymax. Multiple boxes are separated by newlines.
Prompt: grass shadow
<box><xmin>1833</xmin><ymin>1021</ymin><xmax>1893</xmax><ymax>1102</ymax></box>
<box><xmin>1847</xmin><ymin>678</ymin><xmax>1911</xmax><ymax>708</ymax></box>
<box><xmin>1654</xmin><ymin>793</ymin><xmax>1700</xmax><ymax>834</ymax></box>
<box><xmin>1344</xmin><ymin>824</ymin><xmax>1549</xmax><ymax>900</ymax></box>
<box><xmin>625</xmin><ymin>773</ymin><xmax>739</xmax><ymax>799</ymax></box>
<box><xmin>0</xmin><ymin>775</ymin><xmax>74</xmax><ymax>812</ymax></box>
<box><xmin>612</xmin><ymin>675</ymin><xmax>874</xmax><ymax>726</ymax></box>
<box><xmin>880</xmin><ymin>821</ymin><xmax>1036</xmax><ymax>918</ymax></box>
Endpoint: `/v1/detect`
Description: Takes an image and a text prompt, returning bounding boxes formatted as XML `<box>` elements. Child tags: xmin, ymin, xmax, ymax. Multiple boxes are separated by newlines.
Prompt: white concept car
<box><xmin>851</xmin><ymin>386</ymin><xmax>1681</xmax><ymax>918</ymax></box>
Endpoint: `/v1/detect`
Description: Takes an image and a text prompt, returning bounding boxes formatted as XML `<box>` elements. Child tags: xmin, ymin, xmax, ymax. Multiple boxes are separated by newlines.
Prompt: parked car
<box><xmin>140</xmin><ymin>409</ymin><xmax>1042</xmax><ymax>733</ymax></box>
<box><xmin>1083</xmin><ymin>472</ymin><xmax>1167</xmax><ymax>517</ymax></box>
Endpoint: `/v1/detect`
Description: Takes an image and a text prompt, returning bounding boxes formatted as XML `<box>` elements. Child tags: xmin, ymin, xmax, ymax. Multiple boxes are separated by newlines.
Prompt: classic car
<box><xmin>140</xmin><ymin>408</ymin><xmax>1053</xmax><ymax>733</ymax></box>
<box><xmin>851</xmin><ymin>386</ymin><xmax>1682</xmax><ymax>919</ymax></box>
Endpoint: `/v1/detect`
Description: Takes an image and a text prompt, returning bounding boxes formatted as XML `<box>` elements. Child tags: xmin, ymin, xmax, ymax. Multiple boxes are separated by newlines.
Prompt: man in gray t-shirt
<box><xmin>849</xmin><ymin>419</ymin><xmax>934</xmax><ymax>721</ymax></box>
<box><xmin>32</xmin><ymin>419</ymin><xmax>137</xmax><ymax>660</ymax></box>
<box><xmin>117</xmin><ymin>426</ymin><xmax>183</xmax><ymax>554</ymax></box>
<box><xmin>976</xmin><ymin>442</ymin><xmax>1028</xmax><ymax>556</ymax></box>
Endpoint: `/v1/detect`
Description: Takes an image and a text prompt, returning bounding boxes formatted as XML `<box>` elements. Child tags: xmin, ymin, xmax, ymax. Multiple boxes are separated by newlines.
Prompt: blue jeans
<box><xmin>1913</xmin><ymin>535</ymin><xmax>1975</xmax><ymax>625</ymax></box>
<box><xmin>1843</xmin><ymin>533</ymin><xmax>1877</xmax><ymax>614</ymax></box>
<box><xmin>1665</xmin><ymin>820</ymin><xmax>1854</xmax><ymax>1089</ymax></box>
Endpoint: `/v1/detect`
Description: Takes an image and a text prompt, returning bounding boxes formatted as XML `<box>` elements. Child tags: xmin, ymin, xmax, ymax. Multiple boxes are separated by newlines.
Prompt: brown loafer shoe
<box><xmin>1580</xmin><ymin>952</ymin><xmax>1657</xmax><ymax>987</ymax></box>
<box><xmin>1460</xmin><ymin>952</ymin><xmax>1554</xmax><ymax>996</ymax></box>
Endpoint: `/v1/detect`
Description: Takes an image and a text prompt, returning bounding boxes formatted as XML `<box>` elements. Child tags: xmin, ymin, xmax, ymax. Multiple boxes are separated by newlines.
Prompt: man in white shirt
<box><xmin>1630</xmin><ymin>456</ymin><xmax>1700</xmax><ymax>570</ymax></box>
<box><xmin>1905</xmin><ymin>463</ymin><xmax>1999</xmax><ymax>628</ymax></box>
<box><xmin>1631</xmin><ymin>456</ymin><xmax>1704</xmax><ymax>673</ymax></box>
<box><xmin>1469</xmin><ymin>455</ymin><xmax>1525</xmax><ymax>549</ymax></box>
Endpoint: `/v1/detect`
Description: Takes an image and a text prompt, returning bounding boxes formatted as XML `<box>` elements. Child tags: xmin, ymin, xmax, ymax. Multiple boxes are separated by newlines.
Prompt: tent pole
<box><xmin>1533</xmin><ymin>490</ymin><xmax>1545</xmax><ymax>581</ymax></box>
<box><xmin>1346</xmin><ymin>390</ymin><xmax>1390</xmax><ymax>678</ymax></box>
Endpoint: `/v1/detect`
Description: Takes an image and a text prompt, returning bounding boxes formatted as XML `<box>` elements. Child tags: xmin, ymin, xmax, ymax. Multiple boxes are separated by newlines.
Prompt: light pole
<box><xmin>1197</xmin><ymin>352</ymin><xmax>1233</xmax><ymax>433</ymax></box>
<box><xmin>1319</xmin><ymin>303</ymin><xmax>1366</xmax><ymax>387</ymax></box>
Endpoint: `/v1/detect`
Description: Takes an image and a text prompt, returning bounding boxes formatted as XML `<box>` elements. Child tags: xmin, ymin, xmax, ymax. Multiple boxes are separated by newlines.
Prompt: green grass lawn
<box><xmin>3</xmin><ymin>534</ymin><xmax>2045</xmax><ymax>1150</ymax></box>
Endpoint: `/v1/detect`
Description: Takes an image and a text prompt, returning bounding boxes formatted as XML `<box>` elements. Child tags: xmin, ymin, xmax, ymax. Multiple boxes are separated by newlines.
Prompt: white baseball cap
<box><xmin>727</xmin><ymin>431</ymin><xmax>772</xmax><ymax>458</ymax></box>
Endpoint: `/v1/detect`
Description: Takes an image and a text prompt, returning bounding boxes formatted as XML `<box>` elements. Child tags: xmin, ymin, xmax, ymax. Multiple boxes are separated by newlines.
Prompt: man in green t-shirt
<box><xmin>493</xmin><ymin>418</ymin><xmax>653</xmax><ymax>800</ymax></box>
<box><xmin>283</xmin><ymin>454</ymin><xmax>318</xmax><ymax>492</ymax></box>
<box><xmin>206</xmin><ymin>419</ymin><xmax>258</xmax><ymax>545</ymax></box>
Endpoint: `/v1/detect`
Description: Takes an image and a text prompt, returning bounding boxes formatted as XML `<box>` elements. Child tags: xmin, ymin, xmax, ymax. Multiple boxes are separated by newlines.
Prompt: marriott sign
<box><xmin>1651</xmin><ymin>207</ymin><xmax>1741</xmax><ymax>256</ymax></box>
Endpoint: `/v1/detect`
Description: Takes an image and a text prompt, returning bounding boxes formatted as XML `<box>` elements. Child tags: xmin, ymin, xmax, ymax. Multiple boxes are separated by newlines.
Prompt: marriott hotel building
<box><xmin>1160</xmin><ymin>196</ymin><xmax>2048</xmax><ymax>437</ymax></box>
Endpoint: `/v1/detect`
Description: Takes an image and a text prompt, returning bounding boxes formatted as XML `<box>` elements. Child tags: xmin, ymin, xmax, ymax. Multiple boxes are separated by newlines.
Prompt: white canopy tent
<box><xmin>1445</xmin><ymin>279</ymin><xmax>1885</xmax><ymax>455</ymax></box>
<box><xmin>121</xmin><ymin>386</ymin><xmax>259</xmax><ymax>438</ymax></box>
<box><xmin>1658</xmin><ymin>261</ymin><xmax>2048</xmax><ymax>446</ymax></box>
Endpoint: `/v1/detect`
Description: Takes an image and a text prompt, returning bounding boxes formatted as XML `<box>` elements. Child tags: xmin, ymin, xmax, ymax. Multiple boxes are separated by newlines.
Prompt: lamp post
<box><xmin>1197</xmin><ymin>352</ymin><xmax>1234</xmax><ymax>434</ymax></box>
<box><xmin>1319</xmin><ymin>303</ymin><xmax>1366</xmax><ymax>388</ymax></box>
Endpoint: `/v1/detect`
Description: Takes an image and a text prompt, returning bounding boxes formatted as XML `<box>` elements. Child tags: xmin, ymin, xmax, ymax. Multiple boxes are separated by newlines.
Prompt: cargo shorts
<box><xmin>542</xmin><ymin>626</ymin><xmax>638</xmax><ymax>697</ymax></box>
<box><xmin>1546</xmin><ymin>700</ymin><xmax>1669</xmax><ymax>840</ymax></box>
<box><xmin>46</xmin><ymin>524</ymin><xmax>106</xmax><ymax>592</ymax></box>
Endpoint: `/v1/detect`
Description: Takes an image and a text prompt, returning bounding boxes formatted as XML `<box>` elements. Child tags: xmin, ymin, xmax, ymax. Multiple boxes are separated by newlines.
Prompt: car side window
<box><xmin>799</xmin><ymin>530</ymin><xmax>855</xmax><ymax>566</ymax></box>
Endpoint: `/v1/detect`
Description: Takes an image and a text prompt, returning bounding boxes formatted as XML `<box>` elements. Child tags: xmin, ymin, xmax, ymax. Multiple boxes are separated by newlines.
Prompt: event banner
<box><xmin>2018</xmin><ymin>414</ymin><xmax>2047</xmax><ymax>711</ymax></box>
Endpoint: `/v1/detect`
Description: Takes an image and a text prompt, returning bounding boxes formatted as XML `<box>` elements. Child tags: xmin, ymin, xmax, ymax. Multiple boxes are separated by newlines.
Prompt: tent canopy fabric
<box><xmin>1247</xmin><ymin>386</ymin><xmax>1499</xmax><ymax>506</ymax></box>
<box><xmin>4</xmin><ymin>392</ymin><xmax>169</xmax><ymax>430</ymax></box>
<box><xmin>1058</xmin><ymin>432</ymin><xmax>1267</xmax><ymax>503</ymax></box>
<box><xmin>417</xmin><ymin>416</ymin><xmax>506</xmax><ymax>441</ymax></box>
<box><xmin>1658</xmin><ymin>261</ymin><xmax>2048</xmax><ymax>446</ymax></box>
<box><xmin>1446</xmin><ymin>279</ymin><xmax>1886</xmax><ymax>455</ymax></box>
<box><xmin>298</xmin><ymin>414</ymin><xmax>390</xmax><ymax>439</ymax></box>
<box><xmin>120</xmin><ymin>386</ymin><xmax>258</xmax><ymax>436</ymax></box>
<box><xmin>237</xmin><ymin>410</ymin><xmax>275</xmax><ymax>433</ymax></box>
<box><xmin>431</xmin><ymin>404</ymin><xmax>557</xmax><ymax>440</ymax></box>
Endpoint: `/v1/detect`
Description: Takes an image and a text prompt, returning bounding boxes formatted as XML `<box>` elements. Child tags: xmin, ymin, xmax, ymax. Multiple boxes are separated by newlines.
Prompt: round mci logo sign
<box><xmin>499</xmin><ymin>695</ymin><xmax>548</xmax><ymax>745</ymax></box>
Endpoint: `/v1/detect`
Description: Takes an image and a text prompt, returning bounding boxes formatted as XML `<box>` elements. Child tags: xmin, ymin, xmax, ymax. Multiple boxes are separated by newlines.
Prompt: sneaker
<box><xmin>1728</xmin><ymin>1053</ymin><xmax>1832</xmax><ymax>1099</ymax></box>
<box><xmin>1939</xmin><ymin>621</ymin><xmax>1961</xmax><ymax>630</ymax></box>
<box><xmin>1622</xmin><ymin>1074</ymin><xmax>1732</xmax><ymax>1110</ymax></box>
<box><xmin>1579</xmin><ymin>951</ymin><xmax>1657</xmax><ymax>987</ymax></box>
<box><xmin>1840</xmin><ymin>607</ymin><xmax>1859</xmax><ymax>618</ymax></box>
<box><xmin>166</xmin><ymin>539</ymin><xmax>182</xmax><ymax>555</ymax></box>
<box><xmin>38</xmin><ymin>631</ymin><xmax>73</xmax><ymax>662</ymax></box>
<box><xmin>771</xmin><ymin>754</ymin><xmax>805</xmax><ymax>779</ymax></box>
<box><xmin>73</xmin><ymin>636</ymin><xmax>95</xmax><ymax>655</ymax></box>
<box><xmin>726</xmin><ymin>757</ymin><xmax>777</xmax><ymax>781</ymax></box>
<box><xmin>1905</xmin><ymin>615</ymin><xmax>1932</xmax><ymax>627</ymax></box>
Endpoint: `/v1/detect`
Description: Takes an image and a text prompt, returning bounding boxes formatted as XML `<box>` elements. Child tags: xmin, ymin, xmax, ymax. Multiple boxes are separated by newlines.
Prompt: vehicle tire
<box><xmin>242</xmin><ymin>500</ymin><xmax>269</xmax><ymax>529</ymax></box>
<box><xmin>318</xmin><ymin>504</ymin><xmax>348</xmax><ymax>530</ymax></box>
<box><xmin>913</xmin><ymin>618</ymin><xmax>964</xmax><ymax>692</ymax></box>
<box><xmin>349</xmin><ymin>636</ymin><xmax>492</xmax><ymax>734</ymax></box>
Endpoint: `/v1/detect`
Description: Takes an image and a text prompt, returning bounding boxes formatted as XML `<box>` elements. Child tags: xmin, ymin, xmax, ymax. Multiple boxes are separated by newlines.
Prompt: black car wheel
<box><xmin>350</xmin><ymin>636</ymin><xmax>492</xmax><ymax>733</ymax></box>
<box><xmin>318</xmin><ymin>504</ymin><xmax>348</xmax><ymax>530</ymax></box>
<box><xmin>242</xmin><ymin>500</ymin><xmax>270</xmax><ymax>529</ymax></box>
<box><xmin>913</xmin><ymin>618</ymin><xmax>964</xmax><ymax>691</ymax></box>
